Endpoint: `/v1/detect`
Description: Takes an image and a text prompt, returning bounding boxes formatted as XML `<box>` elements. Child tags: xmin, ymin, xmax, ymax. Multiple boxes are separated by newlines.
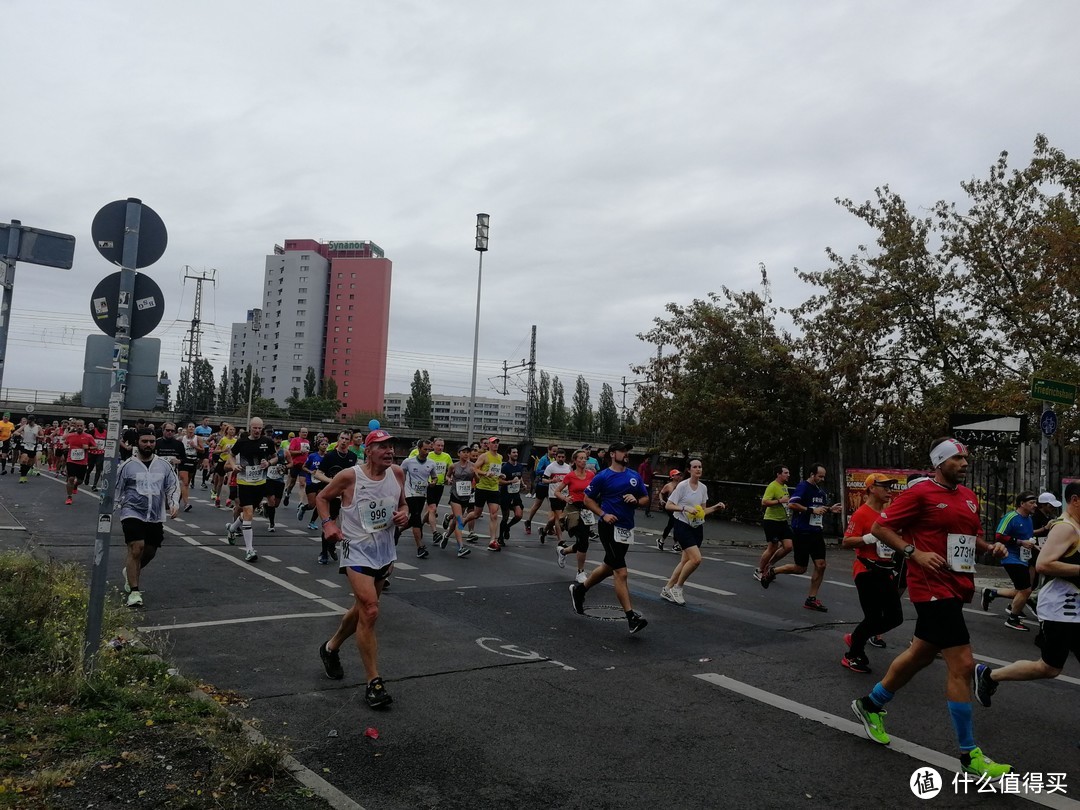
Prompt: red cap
<box><xmin>364</xmin><ymin>429</ymin><xmax>394</xmax><ymax>447</ymax></box>
<box><xmin>669</xmin><ymin>469</ymin><xmax>681</xmax><ymax>477</ymax></box>
<box><xmin>487</xmin><ymin>436</ymin><xmax>500</xmax><ymax>443</ymax></box>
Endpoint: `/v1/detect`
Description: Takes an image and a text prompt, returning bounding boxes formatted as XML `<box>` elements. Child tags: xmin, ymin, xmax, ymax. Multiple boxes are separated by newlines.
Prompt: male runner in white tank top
<box><xmin>315</xmin><ymin>428</ymin><xmax>409</xmax><ymax>708</ymax></box>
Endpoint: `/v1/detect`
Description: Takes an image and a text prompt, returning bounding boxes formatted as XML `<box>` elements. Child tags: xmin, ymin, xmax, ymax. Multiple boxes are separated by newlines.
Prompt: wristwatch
<box><xmin>321</xmin><ymin>517</ymin><xmax>335</xmax><ymax>526</ymax></box>
<box><xmin>902</xmin><ymin>544</ymin><xmax>916</xmax><ymax>559</ymax></box>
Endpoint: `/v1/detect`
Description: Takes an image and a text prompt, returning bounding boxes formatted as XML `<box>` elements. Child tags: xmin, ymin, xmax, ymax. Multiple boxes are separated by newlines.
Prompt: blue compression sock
<box><xmin>947</xmin><ymin>701</ymin><xmax>976</xmax><ymax>752</ymax></box>
<box><xmin>869</xmin><ymin>682</ymin><xmax>895</xmax><ymax>708</ymax></box>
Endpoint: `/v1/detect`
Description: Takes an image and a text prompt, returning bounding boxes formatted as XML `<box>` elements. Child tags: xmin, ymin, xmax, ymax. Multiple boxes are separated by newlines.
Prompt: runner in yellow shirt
<box><xmin>0</xmin><ymin>412</ymin><xmax>15</xmax><ymax>475</ymax></box>
<box><xmin>473</xmin><ymin>437</ymin><xmax>504</xmax><ymax>552</ymax></box>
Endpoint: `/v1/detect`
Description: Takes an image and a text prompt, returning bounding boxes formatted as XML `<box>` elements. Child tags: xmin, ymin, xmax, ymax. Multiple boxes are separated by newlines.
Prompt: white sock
<box><xmin>242</xmin><ymin>522</ymin><xmax>253</xmax><ymax>552</ymax></box>
<box><xmin>230</xmin><ymin>517</ymin><xmax>242</xmax><ymax>532</ymax></box>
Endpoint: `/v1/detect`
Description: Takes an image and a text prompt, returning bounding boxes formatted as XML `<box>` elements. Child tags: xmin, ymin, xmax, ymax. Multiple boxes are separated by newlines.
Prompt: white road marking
<box><xmin>393</xmin><ymin>562</ymin><xmax>417</xmax><ymax>571</ymax></box>
<box><xmin>138</xmin><ymin>610</ymin><xmax>342</xmax><ymax>632</ymax></box>
<box><xmin>287</xmin><ymin>566</ymin><xmax>308</xmax><ymax>574</ymax></box>
<box><xmin>694</xmin><ymin>673</ymin><xmax>1079</xmax><ymax>809</ymax></box>
<box><xmin>975</xmin><ymin>654</ymin><xmax>1080</xmax><ymax>687</ymax></box>
<box><xmin>219</xmin><ymin>538</ymin><xmax>229</xmax><ymax>544</ymax></box>
<box><xmin>421</xmin><ymin>574</ymin><xmax>454</xmax><ymax>582</ymax></box>
<box><xmin>186</xmin><ymin>524</ymin><xmax>200</xmax><ymax>529</ymax></box>
<box><xmin>181</xmin><ymin>538</ymin><xmax>344</xmax><ymax>612</ymax></box>
<box><xmin>287</xmin><ymin>529</ymin><xmax>307</xmax><ymax>535</ymax></box>
<box><xmin>262</xmin><ymin>555</ymin><xmax>281</xmax><ymax>563</ymax></box>
<box><xmin>163</xmin><ymin>524</ymin><xmax>183</xmax><ymax>536</ymax></box>
<box><xmin>609</xmin><ymin>564</ymin><xmax>735</xmax><ymax>596</ymax></box>
<box><xmin>316</xmin><ymin>579</ymin><xmax>341</xmax><ymax>589</ymax></box>
<box><xmin>201</xmin><ymin>530</ymin><xmax>214</xmax><ymax>535</ymax></box>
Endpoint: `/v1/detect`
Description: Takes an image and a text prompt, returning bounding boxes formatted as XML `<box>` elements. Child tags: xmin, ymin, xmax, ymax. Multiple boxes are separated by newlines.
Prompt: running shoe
<box><xmin>296</xmin><ymin>504</ymin><xmax>305</xmax><ymax>521</ymax></box>
<box><xmin>307</xmin><ymin>521</ymin><xmax>319</xmax><ymax>531</ymax></box>
<box><xmin>973</xmin><ymin>663</ymin><xmax>997</xmax><ymax>708</ymax></box>
<box><xmin>487</xmin><ymin>540</ymin><xmax>501</xmax><ymax>552</ymax></box>
<box><xmin>417</xmin><ymin>546</ymin><xmax>429</xmax><ymax>559</ymax></box>
<box><xmin>960</xmin><ymin>747</ymin><xmax>1011</xmax><ymax>778</ymax></box>
<box><xmin>183</xmin><ymin>503</ymin><xmax>193</xmax><ymax>512</ymax></box>
<box><xmin>804</xmin><ymin>597</ymin><xmax>828</xmax><ymax>612</ymax></box>
<box><xmin>122</xmin><ymin>568</ymin><xmax>131</xmax><ymax>594</ymax></box>
<box><xmin>868</xmin><ymin>636</ymin><xmax>887</xmax><ymax>649</ymax></box>
<box><xmin>439</xmin><ymin>533</ymin><xmax>449</xmax><ymax>550</ymax></box>
<box><xmin>981</xmin><ymin>588</ymin><xmax>995</xmax><ymax>612</ymax></box>
<box><xmin>125</xmin><ymin>590</ymin><xmax>143</xmax><ymax>608</ymax></box>
<box><xmin>18</xmin><ymin>477</ymin><xmax>26</xmax><ymax>483</ymax></box>
<box><xmin>538</xmin><ymin>526</ymin><xmax>547</xmax><ymax>544</ymax></box>
<box><xmin>226</xmin><ymin>523</ymin><xmax>236</xmax><ymax>544</ymax></box>
<box><xmin>753</xmin><ymin>569</ymin><xmax>762</xmax><ymax>581</ymax></box>
<box><xmin>456</xmin><ymin>545</ymin><xmax>471</xmax><ymax>558</ymax></box>
<box><xmin>575</xmin><ymin>570</ymin><xmax>587</xmax><ymax>584</ymax></box>
<box><xmin>201</xmin><ymin>482</ymin><xmax>208</xmax><ymax>489</ymax></box>
<box><xmin>1004</xmin><ymin>615</ymin><xmax>1028</xmax><ymax>631</ymax></box>
<box><xmin>442</xmin><ymin>513</ymin><xmax>452</xmax><ymax>531</ymax></box>
<box><xmin>661</xmin><ymin>586</ymin><xmax>676</xmax><ymax>603</ymax></box>
<box><xmin>524</xmin><ymin>520</ymin><xmax>532</xmax><ymax>535</ymax></box>
<box><xmin>760</xmin><ymin>566</ymin><xmax>776</xmax><ymax>589</ymax></box>
<box><xmin>841</xmin><ymin>654</ymin><xmax>871</xmax><ymax>674</ymax></box>
<box><xmin>65</xmin><ymin>497</ymin><xmax>72</xmax><ymax>505</ymax></box>
<box><xmin>656</xmin><ymin>537</ymin><xmax>664</xmax><ymax>552</ymax></box>
<box><xmin>627</xmin><ymin>612</ymin><xmax>648</xmax><ymax>634</ymax></box>
<box><xmin>556</xmin><ymin>547</ymin><xmax>567</xmax><ymax>568</ymax></box>
<box><xmin>214</xmin><ymin>497</ymin><xmax>220</xmax><ymax>508</ymax></box>
<box><xmin>245</xmin><ymin>549</ymin><xmax>258</xmax><ymax>563</ymax></box>
<box><xmin>670</xmin><ymin>585</ymin><xmax>686</xmax><ymax>605</ymax></box>
<box><xmin>569</xmin><ymin>582</ymin><xmax>585</xmax><ymax>615</ymax></box>
<box><xmin>226</xmin><ymin>499</ymin><xmax>232</xmax><ymax>508</ymax></box>
<box><xmin>282</xmin><ymin>493</ymin><xmax>290</xmax><ymax>507</ymax></box>
<box><xmin>851</xmin><ymin>698</ymin><xmax>889</xmax><ymax>745</ymax></box>
<box><xmin>672</xmin><ymin>543</ymin><xmax>682</xmax><ymax>553</ymax></box>
<box><xmin>318</xmin><ymin>552</ymin><xmax>330</xmax><ymax>566</ymax></box>
<box><xmin>319</xmin><ymin>642</ymin><xmax>344</xmax><ymax>680</ymax></box>
<box><xmin>268</xmin><ymin>525</ymin><xmax>276</xmax><ymax>533</ymax></box>
<box><xmin>844</xmin><ymin>632</ymin><xmax>852</xmax><ymax>649</ymax></box>
<box><xmin>90</xmin><ymin>484</ymin><xmax>97</xmax><ymax>491</ymax></box>
<box><xmin>365</xmin><ymin>677</ymin><xmax>393</xmax><ymax>709</ymax></box>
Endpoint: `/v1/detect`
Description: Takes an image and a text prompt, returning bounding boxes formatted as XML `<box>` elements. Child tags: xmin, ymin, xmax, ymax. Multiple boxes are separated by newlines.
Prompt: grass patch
<box><xmin>0</xmin><ymin>552</ymin><xmax>326</xmax><ymax>808</ymax></box>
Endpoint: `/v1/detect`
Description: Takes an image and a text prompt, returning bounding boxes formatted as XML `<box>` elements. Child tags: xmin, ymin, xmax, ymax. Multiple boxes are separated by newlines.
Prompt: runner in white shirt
<box><xmin>659</xmin><ymin>459</ymin><xmax>726</xmax><ymax>606</ymax></box>
<box><xmin>540</xmin><ymin>449</ymin><xmax>572</xmax><ymax>545</ymax></box>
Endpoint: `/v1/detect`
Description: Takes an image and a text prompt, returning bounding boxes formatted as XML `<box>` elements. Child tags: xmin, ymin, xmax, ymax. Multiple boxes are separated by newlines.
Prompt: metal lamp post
<box><xmin>245</xmin><ymin>308</ymin><xmax>262</xmax><ymax>423</ymax></box>
<box><xmin>466</xmin><ymin>213</ymin><xmax>489</xmax><ymax>444</ymax></box>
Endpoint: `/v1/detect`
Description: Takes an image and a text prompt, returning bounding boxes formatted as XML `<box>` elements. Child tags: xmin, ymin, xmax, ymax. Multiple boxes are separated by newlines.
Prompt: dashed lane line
<box><xmin>262</xmin><ymin>555</ymin><xmax>281</xmax><ymax>563</ymax></box>
<box><xmin>316</xmin><ymin>579</ymin><xmax>341</xmax><ymax>589</ymax></box>
<box><xmin>287</xmin><ymin>566</ymin><xmax>308</xmax><ymax>575</ymax></box>
<box><xmin>421</xmin><ymin>574</ymin><xmax>454</xmax><ymax>582</ymax></box>
<box><xmin>694</xmin><ymin>673</ymin><xmax>1079</xmax><ymax>809</ymax></box>
<box><xmin>138</xmin><ymin>610</ymin><xmax>343</xmax><ymax>633</ymax></box>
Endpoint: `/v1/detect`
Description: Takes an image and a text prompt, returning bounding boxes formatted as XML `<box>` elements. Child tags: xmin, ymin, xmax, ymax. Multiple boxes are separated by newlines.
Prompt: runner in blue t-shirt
<box><xmin>569</xmin><ymin>441</ymin><xmax>650</xmax><ymax>634</ymax></box>
<box><xmin>525</xmin><ymin>442</ymin><xmax>560</xmax><ymax>536</ymax></box>
<box><xmin>981</xmin><ymin>491</ymin><xmax>1038</xmax><ymax>630</ymax></box>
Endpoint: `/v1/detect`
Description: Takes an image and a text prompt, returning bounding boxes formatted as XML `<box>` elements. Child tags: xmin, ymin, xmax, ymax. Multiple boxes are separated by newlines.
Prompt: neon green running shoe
<box><xmin>851</xmin><ymin>698</ymin><xmax>890</xmax><ymax>745</ymax></box>
<box><xmin>961</xmin><ymin>747</ymin><xmax>1011</xmax><ymax>778</ymax></box>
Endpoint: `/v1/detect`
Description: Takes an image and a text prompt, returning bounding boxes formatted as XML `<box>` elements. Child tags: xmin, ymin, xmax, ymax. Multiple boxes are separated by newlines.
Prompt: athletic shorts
<box><xmin>534</xmin><ymin>482</ymin><xmax>548</xmax><ymax>499</ymax></box>
<box><xmin>122</xmin><ymin>518</ymin><xmax>164</xmax><ymax>547</ymax></box>
<box><xmin>763</xmin><ymin>519</ymin><xmax>793</xmax><ymax>544</ymax></box>
<box><xmin>265</xmin><ymin>478</ymin><xmax>285</xmax><ymax>500</ymax></box>
<box><xmin>67</xmin><ymin>464</ymin><xmax>89</xmax><ymax>485</ymax></box>
<box><xmin>475</xmin><ymin>488</ymin><xmax>500</xmax><ymax>508</ymax></box>
<box><xmin>406</xmin><ymin>496</ymin><xmax>426</xmax><ymax>528</ymax></box>
<box><xmin>674</xmin><ymin>521</ymin><xmax>704</xmax><ymax>549</ymax></box>
<box><xmin>346</xmin><ymin>562</ymin><xmax>394</xmax><ymax>581</ymax></box>
<box><xmin>307</xmin><ymin>482</ymin><xmax>326</xmax><ymax>497</ymax></box>
<box><xmin>913</xmin><ymin>598</ymin><xmax>970</xmax><ymax>649</ymax></box>
<box><xmin>1004</xmin><ymin>563</ymin><xmax>1032</xmax><ymax>591</ymax></box>
<box><xmin>548</xmin><ymin>497</ymin><xmax>567</xmax><ymax>512</ymax></box>
<box><xmin>597</xmin><ymin>521</ymin><xmax>630</xmax><ymax>570</ymax></box>
<box><xmin>501</xmin><ymin>492</ymin><xmax>523</xmax><ymax>510</ymax></box>
<box><xmin>426</xmin><ymin>484</ymin><xmax>445</xmax><ymax>506</ymax></box>
<box><xmin>1038</xmin><ymin>620</ymin><xmax>1080</xmax><ymax>670</ymax></box>
<box><xmin>792</xmin><ymin>530</ymin><xmax>827</xmax><ymax>567</ymax></box>
<box><xmin>178</xmin><ymin>461</ymin><xmax>198</xmax><ymax>476</ymax></box>
<box><xmin>22</xmin><ymin>449</ymin><xmax>37</xmax><ymax>460</ymax></box>
<box><xmin>449</xmin><ymin>494</ymin><xmax>473</xmax><ymax>510</ymax></box>
<box><xmin>213</xmin><ymin>460</ymin><xmax>227</xmax><ymax>477</ymax></box>
<box><xmin>238</xmin><ymin>483</ymin><xmax>266</xmax><ymax>508</ymax></box>
<box><xmin>0</xmin><ymin>439</ymin><xmax>9</xmax><ymax>453</ymax></box>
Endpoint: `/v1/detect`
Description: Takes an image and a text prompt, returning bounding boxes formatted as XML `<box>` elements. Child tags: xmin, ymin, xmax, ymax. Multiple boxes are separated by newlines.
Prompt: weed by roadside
<box><xmin>0</xmin><ymin>552</ymin><xmax>326</xmax><ymax>808</ymax></box>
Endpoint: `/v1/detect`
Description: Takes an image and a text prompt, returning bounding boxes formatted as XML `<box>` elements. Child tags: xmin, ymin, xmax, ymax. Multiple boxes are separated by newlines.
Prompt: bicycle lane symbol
<box><xmin>475</xmin><ymin>637</ymin><xmax>576</xmax><ymax>671</ymax></box>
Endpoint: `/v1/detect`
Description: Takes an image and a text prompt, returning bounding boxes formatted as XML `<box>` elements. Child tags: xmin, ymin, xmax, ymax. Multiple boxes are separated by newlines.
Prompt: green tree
<box><xmin>596</xmin><ymin>382</ymin><xmax>620</xmax><ymax>439</ymax></box>
<box><xmin>571</xmin><ymin>375</ymin><xmax>593</xmax><ymax>436</ymax></box>
<box><xmin>191</xmin><ymin>359</ymin><xmax>216</xmax><ymax>414</ymax></box>
<box><xmin>404</xmin><ymin>370</ymin><xmax>433</xmax><ymax>429</ymax></box>
<box><xmin>217</xmin><ymin>366</ymin><xmax>229</xmax><ymax>413</ymax></box>
<box><xmin>635</xmin><ymin>288</ymin><xmax>834</xmax><ymax>479</ymax></box>
<box><xmin>322</xmin><ymin>376</ymin><xmax>338</xmax><ymax>400</ymax></box>
<box><xmin>790</xmin><ymin>134</ymin><xmax>1080</xmax><ymax>449</ymax></box>
<box><xmin>249</xmin><ymin>396</ymin><xmax>285</xmax><ymax>418</ymax></box>
<box><xmin>536</xmin><ymin>370</ymin><xmax>551</xmax><ymax>432</ymax></box>
<box><xmin>304</xmin><ymin>367</ymin><xmax>318</xmax><ymax>399</ymax></box>
<box><xmin>176</xmin><ymin>366</ymin><xmax>191</xmax><ymax>413</ymax></box>
<box><xmin>229</xmin><ymin>368</ymin><xmax>242</xmax><ymax>413</ymax></box>
<box><xmin>550</xmin><ymin>375</ymin><xmax>567</xmax><ymax>434</ymax></box>
<box><xmin>52</xmin><ymin>391</ymin><xmax>83</xmax><ymax>406</ymax></box>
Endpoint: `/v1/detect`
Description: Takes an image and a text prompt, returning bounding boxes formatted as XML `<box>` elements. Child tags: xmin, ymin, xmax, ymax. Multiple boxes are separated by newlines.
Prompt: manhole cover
<box><xmin>584</xmin><ymin>605</ymin><xmax>625</xmax><ymax>622</ymax></box>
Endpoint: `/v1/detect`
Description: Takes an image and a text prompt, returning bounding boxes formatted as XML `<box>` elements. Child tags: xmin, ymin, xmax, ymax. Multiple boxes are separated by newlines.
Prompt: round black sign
<box><xmin>89</xmin><ymin>271</ymin><xmax>165</xmax><ymax>339</ymax></box>
<box><xmin>91</xmin><ymin>199</ymin><xmax>168</xmax><ymax>269</ymax></box>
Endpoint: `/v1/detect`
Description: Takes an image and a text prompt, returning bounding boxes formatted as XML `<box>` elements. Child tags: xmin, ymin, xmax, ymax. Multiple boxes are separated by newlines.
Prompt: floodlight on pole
<box><xmin>466</xmin><ymin>213</ymin><xmax>489</xmax><ymax>444</ymax></box>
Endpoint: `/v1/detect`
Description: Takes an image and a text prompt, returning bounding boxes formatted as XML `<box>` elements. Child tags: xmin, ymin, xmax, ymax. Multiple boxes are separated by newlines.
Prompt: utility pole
<box><xmin>181</xmin><ymin>266</ymin><xmax>216</xmax><ymax>418</ymax></box>
<box><xmin>525</xmin><ymin>325</ymin><xmax>536</xmax><ymax>442</ymax></box>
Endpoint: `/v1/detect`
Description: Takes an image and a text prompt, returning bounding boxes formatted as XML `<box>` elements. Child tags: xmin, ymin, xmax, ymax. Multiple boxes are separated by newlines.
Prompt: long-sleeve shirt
<box><xmin>114</xmin><ymin>454</ymin><xmax>179</xmax><ymax>523</ymax></box>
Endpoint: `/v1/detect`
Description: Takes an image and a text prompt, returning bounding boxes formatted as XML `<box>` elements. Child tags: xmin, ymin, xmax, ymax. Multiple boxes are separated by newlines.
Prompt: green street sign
<box><xmin>1031</xmin><ymin>377</ymin><xmax>1076</xmax><ymax>406</ymax></box>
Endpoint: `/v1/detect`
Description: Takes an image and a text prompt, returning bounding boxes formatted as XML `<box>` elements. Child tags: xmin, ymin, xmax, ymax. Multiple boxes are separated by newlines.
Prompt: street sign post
<box><xmin>1031</xmin><ymin>378</ymin><xmax>1076</xmax><ymax>407</ymax></box>
<box><xmin>0</xmin><ymin>219</ymin><xmax>75</xmax><ymax>395</ymax></box>
<box><xmin>1041</xmin><ymin>409</ymin><xmax>1058</xmax><ymax>437</ymax></box>
<box><xmin>83</xmin><ymin>199</ymin><xmax>166</xmax><ymax>673</ymax></box>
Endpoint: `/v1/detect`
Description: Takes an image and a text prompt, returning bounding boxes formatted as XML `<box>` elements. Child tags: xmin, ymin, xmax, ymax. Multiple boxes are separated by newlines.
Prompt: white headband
<box><xmin>930</xmin><ymin>439</ymin><xmax>967</xmax><ymax>468</ymax></box>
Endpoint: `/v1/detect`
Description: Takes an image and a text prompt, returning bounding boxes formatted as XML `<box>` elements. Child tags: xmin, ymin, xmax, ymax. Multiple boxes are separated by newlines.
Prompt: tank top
<box><xmin>1036</xmin><ymin>514</ymin><xmax>1080</xmax><ymax>624</ymax></box>
<box><xmin>338</xmin><ymin>465</ymin><xmax>401</xmax><ymax>571</ymax></box>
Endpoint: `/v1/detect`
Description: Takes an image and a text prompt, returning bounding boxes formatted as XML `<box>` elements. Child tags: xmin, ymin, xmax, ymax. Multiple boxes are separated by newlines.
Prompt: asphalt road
<box><xmin>3</xmin><ymin>470</ymin><xmax>1079</xmax><ymax>810</ymax></box>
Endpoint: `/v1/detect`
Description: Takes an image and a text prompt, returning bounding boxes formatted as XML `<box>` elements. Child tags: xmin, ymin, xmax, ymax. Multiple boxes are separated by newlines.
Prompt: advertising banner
<box><xmin>845</xmin><ymin>467</ymin><xmax>926</xmax><ymax>513</ymax></box>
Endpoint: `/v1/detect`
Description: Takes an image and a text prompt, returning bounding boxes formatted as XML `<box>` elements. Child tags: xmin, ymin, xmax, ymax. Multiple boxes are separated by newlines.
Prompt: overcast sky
<box><xmin>3</xmin><ymin>1</ymin><xmax>1077</xmax><ymax>412</ymax></box>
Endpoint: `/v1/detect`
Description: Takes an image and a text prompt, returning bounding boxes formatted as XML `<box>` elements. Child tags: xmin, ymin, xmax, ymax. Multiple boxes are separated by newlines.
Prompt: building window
<box><xmin>294</xmin><ymin>342</ymin><xmax>302</xmax><ymax>349</ymax></box>
<box><xmin>296</xmin><ymin>321</ymin><xmax>304</xmax><ymax>327</ymax></box>
<box><xmin>351</xmin><ymin>273</ymin><xmax>356</xmax><ymax>279</ymax></box>
<box><xmin>292</xmin><ymin>365</ymin><xmax>302</xmax><ymax>371</ymax></box>
<box><xmin>347</xmin><ymin>316</ymin><xmax>353</xmax><ymax>322</ymax></box>
<box><xmin>335</xmin><ymin>305</ymin><xmax>341</xmax><ymax>311</ymax></box>
<box><xmin>294</xmin><ymin>353</ymin><xmax>302</xmax><ymax>360</ymax></box>
<box><xmin>300</xmin><ymin>265</ymin><xmax>309</xmax><ymax>271</ymax></box>
<box><xmin>293</xmin><ymin>376</ymin><xmax>301</xmax><ymax>383</ymax></box>
<box><xmin>299</xmin><ymin>276</ymin><xmax>307</xmax><ymax>283</ymax></box>
<box><xmin>344</xmin><ymin>380</ymin><xmax>349</xmax><ymax>386</ymax></box>
<box><xmin>346</xmin><ymin>338</ymin><xmax>351</xmax><ymax>344</ymax></box>
<box><xmin>350</xmin><ymin>283</ymin><xmax>355</xmax><ymax>289</ymax></box>
<box><xmin>301</xmin><ymin>254</ymin><xmax>310</xmax><ymax>259</ymax></box>
<box><xmin>349</xmin><ymin>294</ymin><xmax>355</xmax><ymax>300</ymax></box>
<box><xmin>347</xmin><ymin>327</ymin><xmax>353</xmax><ymax>332</ymax></box>
<box><xmin>334</xmin><ymin>326</ymin><xmax>340</xmax><ymax>332</ymax></box>
<box><xmin>295</xmin><ymin>332</ymin><xmax>304</xmax><ymax>337</ymax></box>
<box><xmin>297</xmin><ymin>310</ymin><xmax>305</xmax><ymax>316</ymax></box>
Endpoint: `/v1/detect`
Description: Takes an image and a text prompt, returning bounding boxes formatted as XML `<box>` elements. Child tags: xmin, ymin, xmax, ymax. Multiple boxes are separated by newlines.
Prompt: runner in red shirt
<box><xmin>839</xmin><ymin>473</ymin><xmax>904</xmax><ymax>674</ymax></box>
<box><xmin>851</xmin><ymin>437</ymin><xmax>1010</xmax><ymax>780</ymax></box>
<box><xmin>63</xmin><ymin>419</ymin><xmax>98</xmax><ymax>505</ymax></box>
<box><xmin>284</xmin><ymin>427</ymin><xmax>311</xmax><ymax>507</ymax></box>
<box><xmin>87</xmin><ymin>420</ymin><xmax>107</xmax><ymax>491</ymax></box>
